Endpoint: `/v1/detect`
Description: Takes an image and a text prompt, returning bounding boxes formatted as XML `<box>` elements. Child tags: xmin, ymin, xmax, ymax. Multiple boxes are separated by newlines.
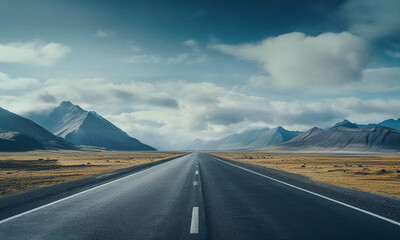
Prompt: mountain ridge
<box><xmin>28</xmin><ymin>101</ymin><xmax>155</xmax><ymax>151</ymax></box>
<box><xmin>200</xmin><ymin>126</ymin><xmax>302</xmax><ymax>150</ymax></box>
<box><xmin>263</xmin><ymin>125</ymin><xmax>400</xmax><ymax>153</ymax></box>
<box><xmin>0</xmin><ymin>107</ymin><xmax>76</xmax><ymax>151</ymax></box>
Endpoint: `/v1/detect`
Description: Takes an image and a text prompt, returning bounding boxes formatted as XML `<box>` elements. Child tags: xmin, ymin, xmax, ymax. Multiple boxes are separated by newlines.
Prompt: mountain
<box><xmin>327</xmin><ymin>119</ymin><xmax>360</xmax><ymax>130</ymax></box>
<box><xmin>0</xmin><ymin>107</ymin><xmax>76</xmax><ymax>150</ymax></box>
<box><xmin>28</xmin><ymin>101</ymin><xmax>155</xmax><ymax>151</ymax></box>
<box><xmin>377</xmin><ymin>118</ymin><xmax>400</xmax><ymax>130</ymax></box>
<box><xmin>200</xmin><ymin>127</ymin><xmax>302</xmax><ymax>150</ymax></box>
<box><xmin>265</xmin><ymin>125</ymin><xmax>400</xmax><ymax>152</ymax></box>
<box><xmin>328</xmin><ymin>118</ymin><xmax>400</xmax><ymax>131</ymax></box>
<box><xmin>0</xmin><ymin>130</ymin><xmax>45</xmax><ymax>152</ymax></box>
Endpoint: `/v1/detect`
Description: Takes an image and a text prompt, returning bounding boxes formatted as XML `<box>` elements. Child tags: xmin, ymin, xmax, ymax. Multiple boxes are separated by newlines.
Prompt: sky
<box><xmin>1</xmin><ymin>0</ymin><xmax>400</xmax><ymax>149</ymax></box>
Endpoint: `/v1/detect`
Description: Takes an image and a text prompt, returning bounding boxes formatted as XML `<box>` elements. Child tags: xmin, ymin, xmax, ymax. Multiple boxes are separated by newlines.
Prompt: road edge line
<box><xmin>0</xmin><ymin>153</ymin><xmax>192</xmax><ymax>225</ymax></box>
<box><xmin>209</xmin><ymin>154</ymin><xmax>400</xmax><ymax>227</ymax></box>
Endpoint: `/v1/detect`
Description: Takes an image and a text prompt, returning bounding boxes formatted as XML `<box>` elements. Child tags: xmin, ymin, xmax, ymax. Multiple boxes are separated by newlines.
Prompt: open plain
<box><xmin>0</xmin><ymin>151</ymin><xmax>187</xmax><ymax>197</ymax></box>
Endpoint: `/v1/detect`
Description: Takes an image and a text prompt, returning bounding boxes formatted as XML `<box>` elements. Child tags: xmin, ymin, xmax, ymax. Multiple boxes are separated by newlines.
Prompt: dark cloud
<box><xmin>278</xmin><ymin>108</ymin><xmax>346</xmax><ymax>126</ymax></box>
<box><xmin>37</xmin><ymin>92</ymin><xmax>57</xmax><ymax>103</ymax></box>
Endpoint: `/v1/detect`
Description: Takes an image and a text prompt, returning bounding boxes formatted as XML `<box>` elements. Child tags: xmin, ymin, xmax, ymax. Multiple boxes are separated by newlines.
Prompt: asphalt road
<box><xmin>0</xmin><ymin>152</ymin><xmax>399</xmax><ymax>239</ymax></box>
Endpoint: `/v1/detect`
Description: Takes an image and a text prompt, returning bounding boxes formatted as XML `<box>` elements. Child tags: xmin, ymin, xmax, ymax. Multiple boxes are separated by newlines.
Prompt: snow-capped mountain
<box><xmin>28</xmin><ymin>101</ymin><xmax>155</xmax><ymax>151</ymax></box>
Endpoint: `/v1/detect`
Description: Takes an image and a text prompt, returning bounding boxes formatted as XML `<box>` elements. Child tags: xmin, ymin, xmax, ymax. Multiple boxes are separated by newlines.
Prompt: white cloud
<box><xmin>341</xmin><ymin>0</ymin><xmax>400</xmax><ymax>39</ymax></box>
<box><xmin>247</xmin><ymin>67</ymin><xmax>400</xmax><ymax>94</ymax></box>
<box><xmin>0</xmin><ymin>40</ymin><xmax>70</xmax><ymax>66</ymax></box>
<box><xmin>167</xmin><ymin>53</ymin><xmax>189</xmax><ymax>64</ymax></box>
<box><xmin>358</xmin><ymin>68</ymin><xmax>400</xmax><ymax>92</ymax></box>
<box><xmin>2</xmin><ymin>72</ymin><xmax>400</xmax><ymax>150</ymax></box>
<box><xmin>184</xmin><ymin>39</ymin><xmax>207</xmax><ymax>63</ymax></box>
<box><xmin>120</xmin><ymin>53</ymin><xmax>190</xmax><ymax>64</ymax></box>
<box><xmin>120</xmin><ymin>54</ymin><xmax>163</xmax><ymax>64</ymax></box>
<box><xmin>94</xmin><ymin>29</ymin><xmax>116</xmax><ymax>38</ymax></box>
<box><xmin>211</xmin><ymin>32</ymin><xmax>370</xmax><ymax>91</ymax></box>
<box><xmin>386</xmin><ymin>50</ymin><xmax>400</xmax><ymax>58</ymax></box>
<box><xmin>0</xmin><ymin>72</ymin><xmax>40</xmax><ymax>90</ymax></box>
<box><xmin>183</xmin><ymin>39</ymin><xmax>200</xmax><ymax>52</ymax></box>
<box><xmin>120</xmin><ymin>39</ymin><xmax>206</xmax><ymax>65</ymax></box>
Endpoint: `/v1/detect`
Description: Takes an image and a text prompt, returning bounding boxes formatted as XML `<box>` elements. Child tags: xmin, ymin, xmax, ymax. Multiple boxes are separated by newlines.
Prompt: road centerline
<box><xmin>190</xmin><ymin>207</ymin><xmax>199</xmax><ymax>234</ymax></box>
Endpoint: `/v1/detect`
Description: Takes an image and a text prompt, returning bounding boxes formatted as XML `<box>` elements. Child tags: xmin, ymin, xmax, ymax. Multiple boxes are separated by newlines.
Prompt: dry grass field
<box><xmin>0</xmin><ymin>151</ymin><xmax>187</xmax><ymax>197</ymax></box>
<box><xmin>209</xmin><ymin>152</ymin><xmax>400</xmax><ymax>198</ymax></box>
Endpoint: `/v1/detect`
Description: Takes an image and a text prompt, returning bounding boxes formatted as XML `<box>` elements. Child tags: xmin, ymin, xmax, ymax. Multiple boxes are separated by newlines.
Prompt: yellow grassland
<box><xmin>0</xmin><ymin>151</ymin><xmax>188</xmax><ymax>197</ymax></box>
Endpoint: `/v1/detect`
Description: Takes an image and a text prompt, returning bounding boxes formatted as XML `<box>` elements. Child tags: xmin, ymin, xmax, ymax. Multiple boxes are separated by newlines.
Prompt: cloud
<box><xmin>0</xmin><ymin>72</ymin><xmax>40</xmax><ymax>90</ymax></box>
<box><xmin>386</xmin><ymin>50</ymin><xmax>400</xmax><ymax>58</ymax></box>
<box><xmin>358</xmin><ymin>68</ymin><xmax>400</xmax><ymax>92</ymax></box>
<box><xmin>2</xmin><ymin>71</ymin><xmax>400</xmax><ymax>150</ymax></box>
<box><xmin>42</xmin><ymin>78</ymin><xmax>179</xmax><ymax>110</ymax></box>
<box><xmin>247</xmin><ymin>67</ymin><xmax>400</xmax><ymax>94</ymax></box>
<box><xmin>340</xmin><ymin>0</ymin><xmax>400</xmax><ymax>39</ymax></box>
<box><xmin>183</xmin><ymin>39</ymin><xmax>200</xmax><ymax>52</ymax></box>
<box><xmin>120</xmin><ymin>39</ymin><xmax>206</xmax><ymax>64</ymax></box>
<box><xmin>330</xmin><ymin>97</ymin><xmax>400</xmax><ymax>124</ymax></box>
<box><xmin>120</xmin><ymin>54</ymin><xmax>163</xmax><ymax>64</ymax></box>
<box><xmin>167</xmin><ymin>53</ymin><xmax>189</xmax><ymax>64</ymax></box>
<box><xmin>211</xmin><ymin>32</ymin><xmax>370</xmax><ymax>91</ymax></box>
<box><xmin>36</xmin><ymin>92</ymin><xmax>58</xmax><ymax>103</ymax></box>
<box><xmin>0</xmin><ymin>40</ymin><xmax>70</xmax><ymax>66</ymax></box>
<box><xmin>184</xmin><ymin>39</ymin><xmax>207</xmax><ymax>63</ymax></box>
<box><xmin>94</xmin><ymin>29</ymin><xmax>116</xmax><ymax>38</ymax></box>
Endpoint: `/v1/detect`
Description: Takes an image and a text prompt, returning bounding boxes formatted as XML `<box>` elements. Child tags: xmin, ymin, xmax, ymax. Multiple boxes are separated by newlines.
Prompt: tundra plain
<box><xmin>0</xmin><ymin>151</ymin><xmax>187</xmax><ymax>197</ymax></box>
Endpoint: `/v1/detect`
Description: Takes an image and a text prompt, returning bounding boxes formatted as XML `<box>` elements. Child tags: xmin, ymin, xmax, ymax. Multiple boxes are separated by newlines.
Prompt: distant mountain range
<box><xmin>28</xmin><ymin>101</ymin><xmax>155</xmax><ymax>151</ymax></box>
<box><xmin>199</xmin><ymin>127</ymin><xmax>302</xmax><ymax>150</ymax></box>
<box><xmin>377</xmin><ymin>118</ymin><xmax>400</xmax><ymax>130</ymax></box>
<box><xmin>0</xmin><ymin>107</ymin><xmax>76</xmax><ymax>151</ymax></box>
<box><xmin>329</xmin><ymin>118</ymin><xmax>400</xmax><ymax>130</ymax></box>
<box><xmin>2</xmin><ymin>100</ymin><xmax>400</xmax><ymax>153</ymax></box>
<box><xmin>173</xmin><ymin>118</ymin><xmax>400</xmax><ymax>152</ymax></box>
<box><xmin>265</xmin><ymin>124</ymin><xmax>400</xmax><ymax>153</ymax></box>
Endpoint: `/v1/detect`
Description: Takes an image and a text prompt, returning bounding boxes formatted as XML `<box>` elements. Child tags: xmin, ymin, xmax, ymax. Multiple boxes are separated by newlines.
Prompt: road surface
<box><xmin>0</xmin><ymin>152</ymin><xmax>399</xmax><ymax>239</ymax></box>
